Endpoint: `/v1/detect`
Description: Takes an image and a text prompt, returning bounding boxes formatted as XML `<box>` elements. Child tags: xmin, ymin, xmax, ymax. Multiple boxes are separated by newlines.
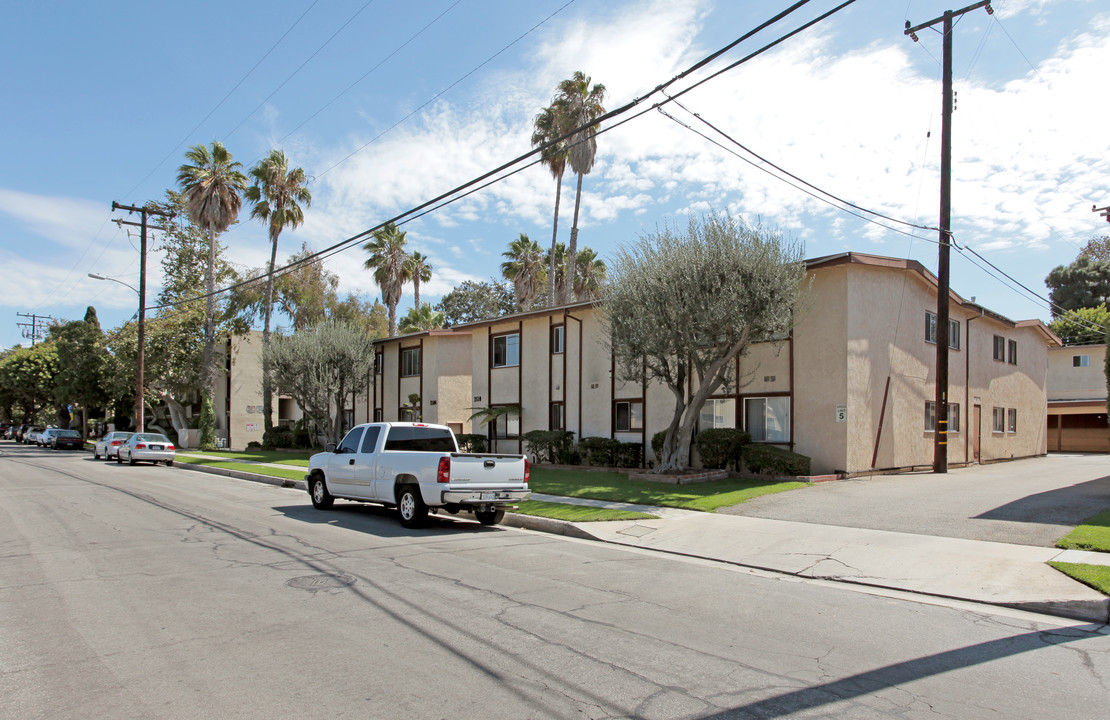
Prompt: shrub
<box><xmin>455</xmin><ymin>433</ymin><xmax>488</xmax><ymax>453</ymax></box>
<box><xmin>695</xmin><ymin>428</ymin><xmax>751</xmax><ymax>470</ymax></box>
<box><xmin>614</xmin><ymin>441</ymin><xmax>644</xmax><ymax>468</ymax></box>
<box><xmin>198</xmin><ymin>396</ymin><xmax>216</xmax><ymax>450</ymax></box>
<box><xmin>263</xmin><ymin>426</ymin><xmax>292</xmax><ymax>449</ymax></box>
<box><xmin>522</xmin><ymin>430</ymin><xmax>575</xmax><ymax>464</ymax></box>
<box><xmin>578</xmin><ymin>436</ymin><xmax>622</xmax><ymax>466</ymax></box>
<box><xmin>651</xmin><ymin>430</ymin><xmax>667</xmax><ymax>459</ymax></box>
<box><xmin>742</xmin><ymin>444</ymin><xmax>811</xmax><ymax>477</ymax></box>
<box><xmin>246</xmin><ymin>441</ymin><xmax>263</xmax><ymax>450</ymax></box>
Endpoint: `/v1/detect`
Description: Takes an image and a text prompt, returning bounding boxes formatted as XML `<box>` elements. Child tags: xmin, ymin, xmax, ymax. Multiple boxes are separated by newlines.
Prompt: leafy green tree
<box><xmin>398</xmin><ymin>304</ymin><xmax>446</xmax><ymax>334</ymax></box>
<box><xmin>501</xmin><ymin>233</ymin><xmax>547</xmax><ymax>311</ymax></box>
<box><xmin>1049</xmin><ymin>306</ymin><xmax>1110</xmax><ymax>346</ymax></box>
<box><xmin>551</xmin><ymin>71</ymin><xmax>606</xmax><ymax>302</ymax></box>
<box><xmin>362</xmin><ymin>222</ymin><xmax>411</xmax><ymax>337</ymax></box>
<box><xmin>245</xmin><ymin>149</ymin><xmax>312</xmax><ymax>440</ymax></box>
<box><xmin>1046</xmin><ymin>256</ymin><xmax>1110</xmax><ymax>317</ymax></box>
<box><xmin>327</xmin><ymin>293</ymin><xmax>388</xmax><ymax>338</ymax></box>
<box><xmin>405</xmin><ymin>251</ymin><xmax>433</xmax><ymax>309</ymax></box>
<box><xmin>267</xmin><ymin>321</ymin><xmax>375</xmax><ymax>444</ymax></box>
<box><xmin>177</xmin><ymin>141</ymin><xmax>247</xmax><ymax>398</ymax></box>
<box><xmin>0</xmin><ymin>342</ymin><xmax>60</xmax><ymax>424</ymax></box>
<box><xmin>532</xmin><ymin>103</ymin><xmax>569</xmax><ymax>305</ymax></box>
<box><xmin>602</xmin><ymin>213</ymin><xmax>806</xmax><ymax>473</ymax></box>
<box><xmin>435</xmin><ymin>280</ymin><xmax>517</xmax><ymax>325</ymax></box>
<box><xmin>49</xmin><ymin>308</ymin><xmax>108</xmax><ymax>439</ymax></box>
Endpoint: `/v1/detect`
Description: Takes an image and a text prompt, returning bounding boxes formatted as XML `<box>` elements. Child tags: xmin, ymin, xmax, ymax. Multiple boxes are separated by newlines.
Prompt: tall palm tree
<box><xmin>531</xmin><ymin>103</ymin><xmax>568</xmax><ymax>306</ymax></box>
<box><xmin>363</xmin><ymin>222</ymin><xmax>411</xmax><ymax>337</ymax></box>
<box><xmin>405</xmin><ymin>251</ymin><xmax>433</xmax><ymax>309</ymax></box>
<box><xmin>245</xmin><ymin>148</ymin><xmax>312</xmax><ymax>439</ymax></box>
<box><xmin>573</xmin><ymin>247</ymin><xmax>607</xmax><ymax>301</ymax></box>
<box><xmin>501</xmin><ymin>233</ymin><xmax>547</xmax><ymax>311</ymax></box>
<box><xmin>176</xmin><ymin>141</ymin><xmax>247</xmax><ymax>398</ymax></box>
<box><xmin>544</xmin><ymin>242</ymin><xmax>569</xmax><ymax>306</ymax></box>
<box><xmin>398</xmin><ymin>304</ymin><xmax>445</xmax><ymax>334</ymax></box>
<box><xmin>552</xmin><ymin>71</ymin><xmax>606</xmax><ymax>304</ymax></box>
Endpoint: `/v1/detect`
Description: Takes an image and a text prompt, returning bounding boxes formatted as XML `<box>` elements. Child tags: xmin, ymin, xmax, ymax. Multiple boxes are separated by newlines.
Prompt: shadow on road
<box><xmin>974</xmin><ymin>475</ymin><xmax>1110</xmax><ymax>525</ymax></box>
<box><xmin>272</xmin><ymin>502</ymin><xmax>500</xmax><ymax>538</ymax></box>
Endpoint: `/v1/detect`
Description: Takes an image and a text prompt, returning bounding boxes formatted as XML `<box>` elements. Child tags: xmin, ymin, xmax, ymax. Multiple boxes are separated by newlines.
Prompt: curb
<box><xmin>176</xmin><ymin>461</ymin><xmax>307</xmax><ymax>491</ymax></box>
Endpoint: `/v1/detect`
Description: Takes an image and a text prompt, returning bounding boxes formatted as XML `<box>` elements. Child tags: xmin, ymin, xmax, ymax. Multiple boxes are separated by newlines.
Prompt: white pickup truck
<box><xmin>305</xmin><ymin>422</ymin><xmax>530</xmax><ymax>527</ymax></box>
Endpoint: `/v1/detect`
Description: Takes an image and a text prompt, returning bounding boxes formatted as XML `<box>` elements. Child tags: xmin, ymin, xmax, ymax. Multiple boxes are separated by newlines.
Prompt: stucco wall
<box><xmin>1047</xmin><ymin>345</ymin><xmax>1107</xmax><ymax>401</ymax></box>
<box><xmin>228</xmin><ymin>331</ymin><xmax>270</xmax><ymax>449</ymax></box>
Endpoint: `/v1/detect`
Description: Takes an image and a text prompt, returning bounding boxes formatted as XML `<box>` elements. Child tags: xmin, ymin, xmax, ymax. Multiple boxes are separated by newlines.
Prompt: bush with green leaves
<box><xmin>455</xmin><ymin>433</ymin><xmax>488</xmax><ymax>453</ymax></box>
<box><xmin>522</xmin><ymin>429</ymin><xmax>575</xmax><ymax>463</ymax></box>
<box><xmin>695</xmin><ymin>428</ymin><xmax>751</xmax><ymax>470</ymax></box>
<box><xmin>198</xmin><ymin>396</ymin><xmax>216</xmax><ymax>450</ymax></box>
<box><xmin>742</xmin><ymin>444</ymin><xmax>810</xmax><ymax>477</ymax></box>
<box><xmin>579</xmin><ymin>437</ymin><xmax>621</xmax><ymax>466</ymax></box>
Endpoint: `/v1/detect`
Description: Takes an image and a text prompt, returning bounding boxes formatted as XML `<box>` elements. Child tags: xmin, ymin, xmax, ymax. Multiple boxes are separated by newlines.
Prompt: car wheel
<box><xmin>475</xmin><ymin>508</ymin><xmax>505</xmax><ymax>526</ymax></box>
<box><xmin>117</xmin><ymin>451</ymin><xmax>124</xmax><ymax>464</ymax></box>
<box><xmin>165</xmin><ymin>460</ymin><xmax>173</xmax><ymax>467</ymax></box>
<box><xmin>310</xmin><ymin>475</ymin><xmax>334</xmax><ymax>510</ymax></box>
<box><xmin>128</xmin><ymin>452</ymin><xmax>136</xmax><ymax>466</ymax></box>
<box><xmin>396</xmin><ymin>485</ymin><xmax>427</xmax><ymax>528</ymax></box>
<box><xmin>93</xmin><ymin>448</ymin><xmax>101</xmax><ymax>459</ymax></box>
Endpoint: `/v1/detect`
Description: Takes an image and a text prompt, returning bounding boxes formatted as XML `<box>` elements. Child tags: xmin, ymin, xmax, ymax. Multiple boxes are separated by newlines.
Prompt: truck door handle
<box><xmin>484</xmin><ymin>460</ymin><xmax>495</xmax><ymax>468</ymax></box>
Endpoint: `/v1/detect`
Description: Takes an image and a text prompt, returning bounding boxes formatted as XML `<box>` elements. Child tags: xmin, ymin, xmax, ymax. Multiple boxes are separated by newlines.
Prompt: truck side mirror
<box><xmin>325</xmin><ymin>443</ymin><xmax>337</xmax><ymax>453</ymax></box>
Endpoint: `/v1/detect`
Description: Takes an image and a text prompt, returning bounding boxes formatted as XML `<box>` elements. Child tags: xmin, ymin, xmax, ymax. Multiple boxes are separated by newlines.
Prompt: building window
<box><xmin>549</xmin><ymin>402</ymin><xmax>565</xmax><ymax>430</ymax></box>
<box><xmin>744</xmin><ymin>397</ymin><xmax>790</xmax><ymax>443</ymax></box>
<box><xmin>551</xmin><ymin>325</ymin><xmax>565</xmax><ymax>354</ymax></box>
<box><xmin>992</xmin><ymin>407</ymin><xmax>1005</xmax><ymax>433</ymax></box>
<box><xmin>375</xmin><ymin>351</ymin><xmax>383</xmax><ymax>374</ymax></box>
<box><xmin>993</xmin><ymin>335</ymin><xmax>1005</xmax><ymax>362</ymax></box>
<box><xmin>699</xmin><ymin>398</ymin><xmax>737</xmax><ymax>429</ymax></box>
<box><xmin>492</xmin><ymin>333</ymin><xmax>520</xmax><ymax>368</ymax></box>
<box><xmin>493</xmin><ymin>409</ymin><xmax>520</xmax><ymax>438</ymax></box>
<box><xmin>925</xmin><ymin>312</ymin><xmax>960</xmax><ymax>349</ymax></box>
<box><xmin>614</xmin><ymin>401</ymin><xmax>644</xmax><ymax>432</ymax></box>
<box><xmin>1008</xmin><ymin>339</ymin><xmax>1017</xmax><ymax>365</ymax></box>
<box><xmin>924</xmin><ymin>402</ymin><xmax>961</xmax><ymax>433</ymax></box>
<box><xmin>1074</xmin><ymin>355</ymin><xmax>1090</xmax><ymax>368</ymax></box>
<box><xmin>400</xmin><ymin>347</ymin><xmax>421</xmax><ymax>377</ymax></box>
<box><xmin>1008</xmin><ymin>408</ymin><xmax>1017</xmax><ymax>434</ymax></box>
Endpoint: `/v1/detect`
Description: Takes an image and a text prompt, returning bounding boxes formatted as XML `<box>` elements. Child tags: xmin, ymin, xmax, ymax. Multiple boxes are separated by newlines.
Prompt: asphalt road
<box><xmin>721</xmin><ymin>453</ymin><xmax>1110</xmax><ymax>546</ymax></box>
<box><xmin>2</xmin><ymin>443</ymin><xmax>1109</xmax><ymax>719</ymax></box>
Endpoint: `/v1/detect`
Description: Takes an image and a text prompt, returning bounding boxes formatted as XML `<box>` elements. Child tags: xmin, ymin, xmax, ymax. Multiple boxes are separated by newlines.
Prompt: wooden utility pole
<box><xmin>1094</xmin><ymin>205</ymin><xmax>1110</xmax><ymax>223</ymax></box>
<box><xmin>111</xmin><ymin>202</ymin><xmax>171</xmax><ymax>433</ymax></box>
<box><xmin>15</xmin><ymin>312</ymin><xmax>53</xmax><ymax>346</ymax></box>
<box><xmin>906</xmin><ymin>1</ymin><xmax>994</xmax><ymax>474</ymax></box>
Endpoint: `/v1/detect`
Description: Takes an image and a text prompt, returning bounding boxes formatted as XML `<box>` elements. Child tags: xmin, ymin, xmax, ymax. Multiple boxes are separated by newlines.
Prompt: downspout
<box><xmin>966</xmin><ymin>305</ymin><xmax>984</xmax><ymax>464</ymax></box>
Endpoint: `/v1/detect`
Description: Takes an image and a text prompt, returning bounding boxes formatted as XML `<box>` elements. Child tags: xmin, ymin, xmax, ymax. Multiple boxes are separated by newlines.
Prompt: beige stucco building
<box><xmin>1045</xmin><ymin>344</ymin><xmax>1108</xmax><ymax>452</ymax></box>
<box><xmin>369</xmin><ymin>329</ymin><xmax>475</xmax><ymax>433</ymax></box>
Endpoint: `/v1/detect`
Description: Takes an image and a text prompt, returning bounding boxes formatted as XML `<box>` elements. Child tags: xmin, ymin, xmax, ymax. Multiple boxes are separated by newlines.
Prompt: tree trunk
<box><xmin>414</xmin><ymin>279</ymin><xmax>421</xmax><ymax>310</ymax></box>
<box><xmin>387</xmin><ymin>301</ymin><xmax>398</xmax><ymax>337</ymax></box>
<box><xmin>200</xmin><ymin>226</ymin><xmax>217</xmax><ymax>397</ymax></box>
<box><xmin>566</xmin><ymin>172</ymin><xmax>584</xmax><ymax>305</ymax></box>
<box><xmin>262</xmin><ymin>231</ymin><xmax>280</xmax><ymax>439</ymax></box>
<box><xmin>158</xmin><ymin>394</ymin><xmax>190</xmax><ymax>447</ymax></box>
<box><xmin>548</xmin><ymin>173</ymin><xmax>563</xmax><ymax>306</ymax></box>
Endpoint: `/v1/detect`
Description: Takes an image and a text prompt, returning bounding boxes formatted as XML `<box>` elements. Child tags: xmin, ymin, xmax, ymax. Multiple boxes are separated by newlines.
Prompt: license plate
<box><xmin>150</xmin><ymin>445</ymin><xmax>163</xmax><ymax>450</ymax></box>
<box><xmin>480</xmin><ymin>492</ymin><xmax>496</xmax><ymax>501</ymax></box>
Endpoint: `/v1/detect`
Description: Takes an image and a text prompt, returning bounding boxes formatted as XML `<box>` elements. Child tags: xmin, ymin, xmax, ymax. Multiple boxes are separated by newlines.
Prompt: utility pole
<box><xmin>906</xmin><ymin>1</ymin><xmax>994</xmax><ymax>474</ymax></box>
<box><xmin>15</xmin><ymin>312</ymin><xmax>53</xmax><ymax>345</ymax></box>
<box><xmin>1094</xmin><ymin>205</ymin><xmax>1110</xmax><ymax>223</ymax></box>
<box><xmin>111</xmin><ymin>201</ymin><xmax>171</xmax><ymax>433</ymax></box>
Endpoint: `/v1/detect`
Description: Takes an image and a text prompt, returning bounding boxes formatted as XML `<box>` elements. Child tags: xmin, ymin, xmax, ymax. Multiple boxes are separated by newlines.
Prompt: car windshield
<box><xmin>58</xmin><ymin>430</ymin><xmax>81</xmax><ymax>438</ymax></box>
<box><xmin>111</xmin><ymin>433</ymin><xmax>133</xmax><ymax>440</ymax></box>
<box><xmin>137</xmin><ymin>434</ymin><xmax>170</xmax><ymax>443</ymax></box>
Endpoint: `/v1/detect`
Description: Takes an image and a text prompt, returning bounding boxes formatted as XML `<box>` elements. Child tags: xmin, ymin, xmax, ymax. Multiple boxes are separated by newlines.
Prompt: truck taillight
<box><xmin>437</xmin><ymin>456</ymin><xmax>450</xmax><ymax>483</ymax></box>
<box><xmin>524</xmin><ymin>457</ymin><xmax>530</xmax><ymax>484</ymax></box>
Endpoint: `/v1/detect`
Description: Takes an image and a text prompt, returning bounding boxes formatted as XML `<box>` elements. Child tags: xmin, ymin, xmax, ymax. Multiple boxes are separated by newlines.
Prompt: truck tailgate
<box><xmin>445</xmin><ymin>453</ymin><xmax>528</xmax><ymax>488</ymax></box>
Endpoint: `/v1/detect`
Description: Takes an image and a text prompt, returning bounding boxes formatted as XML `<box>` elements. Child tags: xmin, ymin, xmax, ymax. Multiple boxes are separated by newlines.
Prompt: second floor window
<box><xmin>551</xmin><ymin>325</ymin><xmax>565</xmax><ymax>354</ymax></box>
<box><xmin>375</xmin><ymin>352</ymin><xmax>383</xmax><ymax>374</ymax></box>
<box><xmin>492</xmin><ymin>333</ymin><xmax>520</xmax><ymax>368</ymax></box>
<box><xmin>1008</xmin><ymin>339</ymin><xmax>1017</xmax><ymax>365</ymax></box>
<box><xmin>1074</xmin><ymin>355</ymin><xmax>1090</xmax><ymax>367</ymax></box>
<box><xmin>925</xmin><ymin>312</ymin><xmax>960</xmax><ymax>349</ymax></box>
<box><xmin>993</xmin><ymin>335</ymin><xmax>1006</xmax><ymax>362</ymax></box>
<box><xmin>401</xmin><ymin>347</ymin><xmax>421</xmax><ymax>377</ymax></box>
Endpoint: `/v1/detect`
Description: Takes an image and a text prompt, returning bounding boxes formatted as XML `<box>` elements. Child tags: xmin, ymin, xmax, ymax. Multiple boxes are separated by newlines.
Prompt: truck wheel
<box><xmin>310</xmin><ymin>475</ymin><xmax>334</xmax><ymax>510</ymax></box>
<box><xmin>397</xmin><ymin>485</ymin><xmax>427</xmax><ymax>528</ymax></box>
<box><xmin>475</xmin><ymin>508</ymin><xmax>505</xmax><ymax>526</ymax></box>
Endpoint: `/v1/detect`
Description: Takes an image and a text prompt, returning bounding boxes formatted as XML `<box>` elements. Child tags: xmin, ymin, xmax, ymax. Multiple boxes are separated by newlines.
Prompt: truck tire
<box><xmin>310</xmin><ymin>475</ymin><xmax>334</xmax><ymax>510</ymax></box>
<box><xmin>475</xmin><ymin>508</ymin><xmax>505</xmax><ymax>526</ymax></box>
<box><xmin>397</xmin><ymin>485</ymin><xmax>427</xmax><ymax>528</ymax></box>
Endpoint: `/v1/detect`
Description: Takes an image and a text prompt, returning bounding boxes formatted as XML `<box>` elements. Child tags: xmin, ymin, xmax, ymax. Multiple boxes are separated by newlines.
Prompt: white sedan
<box><xmin>94</xmin><ymin>431</ymin><xmax>134</xmax><ymax>460</ymax></box>
<box><xmin>117</xmin><ymin>433</ymin><xmax>176</xmax><ymax>466</ymax></box>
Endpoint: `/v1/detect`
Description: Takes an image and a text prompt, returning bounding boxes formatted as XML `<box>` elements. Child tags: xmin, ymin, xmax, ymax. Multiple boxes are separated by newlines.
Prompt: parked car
<box><xmin>117</xmin><ymin>433</ymin><xmax>176</xmax><ymax>466</ymax></box>
<box><xmin>94</xmin><ymin>432</ymin><xmax>134</xmax><ymax>460</ymax></box>
<box><xmin>25</xmin><ymin>426</ymin><xmax>47</xmax><ymax>445</ymax></box>
<box><xmin>14</xmin><ymin>424</ymin><xmax>32</xmax><ymax>442</ymax></box>
<box><xmin>43</xmin><ymin>428</ymin><xmax>84</xmax><ymax>450</ymax></box>
<box><xmin>305</xmin><ymin>422</ymin><xmax>530</xmax><ymax>527</ymax></box>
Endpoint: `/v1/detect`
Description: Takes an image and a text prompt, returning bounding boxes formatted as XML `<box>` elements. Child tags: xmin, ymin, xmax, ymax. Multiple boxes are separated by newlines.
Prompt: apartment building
<box><xmin>1045</xmin><ymin>344</ymin><xmax>1109</xmax><ymax>452</ymax></box>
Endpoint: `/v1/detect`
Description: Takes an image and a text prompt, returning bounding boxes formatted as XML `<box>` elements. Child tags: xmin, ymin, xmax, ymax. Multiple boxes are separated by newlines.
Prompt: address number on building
<box><xmin>835</xmin><ymin>404</ymin><xmax>847</xmax><ymax>423</ymax></box>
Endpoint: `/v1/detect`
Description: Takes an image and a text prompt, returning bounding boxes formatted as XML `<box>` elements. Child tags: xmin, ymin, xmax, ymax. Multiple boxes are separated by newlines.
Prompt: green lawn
<box><xmin>1049</xmin><ymin>561</ymin><xmax>1110</xmax><ymax>596</ymax></box>
<box><xmin>184</xmin><ymin>449</ymin><xmax>313</xmax><ymax>467</ymax></box>
<box><xmin>529</xmin><ymin>467</ymin><xmax>809</xmax><ymax>512</ymax></box>
<box><xmin>513</xmin><ymin>500</ymin><xmax>657</xmax><ymax>522</ymax></box>
<box><xmin>1056</xmin><ymin>508</ymin><xmax>1110</xmax><ymax>553</ymax></box>
<box><xmin>179</xmin><ymin>457</ymin><xmax>306</xmax><ymax>482</ymax></box>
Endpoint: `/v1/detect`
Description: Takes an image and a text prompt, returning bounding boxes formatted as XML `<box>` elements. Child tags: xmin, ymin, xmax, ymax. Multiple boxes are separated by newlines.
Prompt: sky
<box><xmin>2</xmin><ymin>0</ymin><xmax>1108</xmax><ymax>350</ymax></box>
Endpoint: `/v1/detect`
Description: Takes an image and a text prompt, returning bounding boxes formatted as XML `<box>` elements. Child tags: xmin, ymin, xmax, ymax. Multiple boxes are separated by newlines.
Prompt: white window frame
<box><xmin>993</xmin><ymin>335</ymin><xmax>1006</xmax><ymax>362</ymax></box>
<box><xmin>699</xmin><ymin>398</ymin><xmax>737</xmax><ymax>430</ymax></box>
<box><xmin>1007</xmin><ymin>339</ymin><xmax>1017</xmax><ymax>366</ymax></box>
<box><xmin>492</xmin><ymin>333</ymin><xmax>520</xmax><ymax>368</ymax></box>
<box><xmin>744</xmin><ymin>396</ymin><xmax>791</xmax><ymax>443</ymax></box>
<box><xmin>925</xmin><ymin>402</ymin><xmax>960</xmax><ymax>433</ymax></box>
<box><xmin>1074</xmin><ymin>355</ymin><xmax>1090</xmax><ymax>368</ymax></box>
<box><xmin>925</xmin><ymin>312</ymin><xmax>960</xmax><ymax>349</ymax></box>
<box><xmin>1007</xmin><ymin>408</ymin><xmax>1017</xmax><ymax>434</ymax></box>
<box><xmin>992</xmin><ymin>407</ymin><xmax>1005</xmax><ymax>433</ymax></box>
<box><xmin>551</xmin><ymin>325</ymin><xmax>565</xmax><ymax>354</ymax></box>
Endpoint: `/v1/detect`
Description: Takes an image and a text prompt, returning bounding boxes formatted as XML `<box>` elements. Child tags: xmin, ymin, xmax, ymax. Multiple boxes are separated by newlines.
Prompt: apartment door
<box><xmin>971</xmin><ymin>404</ymin><xmax>982</xmax><ymax>463</ymax></box>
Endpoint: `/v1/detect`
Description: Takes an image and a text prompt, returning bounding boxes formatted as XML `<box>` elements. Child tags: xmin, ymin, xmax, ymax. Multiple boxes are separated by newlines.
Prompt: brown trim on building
<box><xmin>565</xmin><ymin>312</ymin><xmax>584</xmax><ymax>439</ymax></box>
<box><xmin>788</xmin><ymin>332</ymin><xmax>795</xmax><ymax>452</ymax></box>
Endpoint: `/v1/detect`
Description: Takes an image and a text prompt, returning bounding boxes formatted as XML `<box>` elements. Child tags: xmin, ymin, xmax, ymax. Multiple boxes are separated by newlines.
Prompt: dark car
<box><xmin>44</xmin><ymin>428</ymin><xmax>84</xmax><ymax>450</ymax></box>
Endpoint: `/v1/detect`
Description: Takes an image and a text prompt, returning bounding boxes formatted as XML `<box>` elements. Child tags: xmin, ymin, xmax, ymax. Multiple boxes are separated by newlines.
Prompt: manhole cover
<box><xmin>286</xmin><ymin>573</ymin><xmax>356</xmax><ymax>591</ymax></box>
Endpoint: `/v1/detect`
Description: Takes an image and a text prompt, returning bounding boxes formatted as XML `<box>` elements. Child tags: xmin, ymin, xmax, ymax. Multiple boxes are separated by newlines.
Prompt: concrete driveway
<box><xmin>720</xmin><ymin>453</ymin><xmax>1110</xmax><ymax>547</ymax></box>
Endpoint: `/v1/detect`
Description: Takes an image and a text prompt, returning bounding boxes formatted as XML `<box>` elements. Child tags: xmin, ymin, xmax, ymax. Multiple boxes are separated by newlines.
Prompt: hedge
<box><xmin>522</xmin><ymin>430</ymin><xmax>575</xmax><ymax>463</ymax></box>
<box><xmin>694</xmin><ymin>428</ymin><xmax>751</xmax><ymax>470</ymax></box>
<box><xmin>742</xmin><ymin>444</ymin><xmax>811</xmax><ymax>476</ymax></box>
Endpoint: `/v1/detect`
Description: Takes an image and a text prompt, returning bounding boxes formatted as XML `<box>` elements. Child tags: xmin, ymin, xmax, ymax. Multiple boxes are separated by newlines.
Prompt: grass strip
<box><xmin>181</xmin><ymin>458</ymin><xmax>306</xmax><ymax>482</ymax></box>
<box><xmin>184</xmin><ymin>449</ymin><xmax>311</xmax><ymax>467</ymax></box>
<box><xmin>1055</xmin><ymin>508</ymin><xmax>1110</xmax><ymax>553</ymax></box>
<box><xmin>1049</xmin><ymin>561</ymin><xmax>1110</xmax><ymax>597</ymax></box>
<box><xmin>512</xmin><ymin>500</ymin><xmax>657</xmax><ymax>522</ymax></box>
<box><xmin>530</xmin><ymin>467</ymin><xmax>808</xmax><ymax>512</ymax></box>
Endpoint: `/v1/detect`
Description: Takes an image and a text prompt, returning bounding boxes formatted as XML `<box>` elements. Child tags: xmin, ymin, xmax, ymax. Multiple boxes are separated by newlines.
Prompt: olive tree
<box><xmin>266</xmin><ymin>320</ymin><xmax>375</xmax><ymax>444</ymax></box>
<box><xmin>602</xmin><ymin>213</ymin><xmax>807</xmax><ymax>473</ymax></box>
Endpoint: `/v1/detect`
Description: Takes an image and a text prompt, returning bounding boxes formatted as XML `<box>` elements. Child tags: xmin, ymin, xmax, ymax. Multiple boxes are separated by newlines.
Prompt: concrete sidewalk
<box><xmin>173</xmin><ymin>459</ymin><xmax>1110</xmax><ymax>623</ymax></box>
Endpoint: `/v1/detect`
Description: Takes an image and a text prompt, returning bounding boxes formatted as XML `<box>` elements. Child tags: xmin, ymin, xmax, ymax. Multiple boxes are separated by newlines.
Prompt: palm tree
<box><xmin>531</xmin><ymin>104</ymin><xmax>568</xmax><ymax>306</ymax></box>
<box><xmin>501</xmin><ymin>233</ymin><xmax>547</xmax><ymax>311</ymax></box>
<box><xmin>544</xmin><ymin>242</ymin><xmax>569</xmax><ymax>305</ymax></box>
<box><xmin>552</xmin><ymin>71</ymin><xmax>606</xmax><ymax>304</ymax></box>
<box><xmin>176</xmin><ymin>141</ymin><xmax>247</xmax><ymax>398</ymax></box>
<box><xmin>573</xmin><ymin>247</ymin><xmax>607</xmax><ymax>301</ymax></box>
<box><xmin>405</xmin><ymin>251</ymin><xmax>433</xmax><ymax>309</ymax></box>
<box><xmin>398</xmin><ymin>304</ymin><xmax>445</xmax><ymax>334</ymax></box>
<box><xmin>363</xmin><ymin>222</ymin><xmax>411</xmax><ymax>337</ymax></box>
<box><xmin>245</xmin><ymin>148</ymin><xmax>312</xmax><ymax>439</ymax></box>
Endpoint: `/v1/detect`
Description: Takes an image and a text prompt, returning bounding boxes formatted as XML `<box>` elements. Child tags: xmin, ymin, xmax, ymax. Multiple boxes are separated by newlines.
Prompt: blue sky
<box><xmin>2</xmin><ymin>0</ymin><xmax>1108</xmax><ymax>350</ymax></box>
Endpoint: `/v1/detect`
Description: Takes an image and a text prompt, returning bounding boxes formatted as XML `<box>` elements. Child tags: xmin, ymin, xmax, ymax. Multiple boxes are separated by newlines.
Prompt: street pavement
<box><xmin>176</xmin><ymin>452</ymin><xmax>1110</xmax><ymax>623</ymax></box>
